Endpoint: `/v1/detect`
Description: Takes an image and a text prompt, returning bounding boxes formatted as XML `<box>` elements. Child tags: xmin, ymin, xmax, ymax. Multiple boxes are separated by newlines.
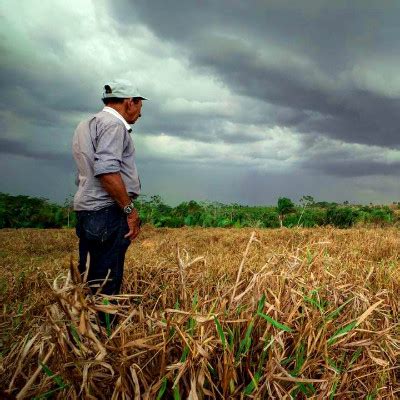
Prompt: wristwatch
<box><xmin>123</xmin><ymin>200</ymin><xmax>135</xmax><ymax>215</ymax></box>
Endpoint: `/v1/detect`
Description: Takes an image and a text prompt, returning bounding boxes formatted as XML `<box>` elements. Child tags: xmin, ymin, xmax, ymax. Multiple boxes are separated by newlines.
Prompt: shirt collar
<box><xmin>102</xmin><ymin>106</ymin><xmax>132</xmax><ymax>132</ymax></box>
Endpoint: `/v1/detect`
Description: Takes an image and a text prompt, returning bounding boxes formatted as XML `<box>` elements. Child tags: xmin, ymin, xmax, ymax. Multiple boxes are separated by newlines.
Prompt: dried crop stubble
<box><xmin>0</xmin><ymin>226</ymin><xmax>400</xmax><ymax>398</ymax></box>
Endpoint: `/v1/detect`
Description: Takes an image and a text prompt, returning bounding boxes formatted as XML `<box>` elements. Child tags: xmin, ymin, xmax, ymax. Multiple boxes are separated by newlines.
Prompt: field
<box><xmin>1</xmin><ymin>226</ymin><xmax>400</xmax><ymax>399</ymax></box>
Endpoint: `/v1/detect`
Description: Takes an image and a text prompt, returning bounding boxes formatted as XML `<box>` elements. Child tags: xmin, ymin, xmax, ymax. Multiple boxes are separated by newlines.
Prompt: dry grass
<box><xmin>1</xmin><ymin>226</ymin><xmax>400</xmax><ymax>399</ymax></box>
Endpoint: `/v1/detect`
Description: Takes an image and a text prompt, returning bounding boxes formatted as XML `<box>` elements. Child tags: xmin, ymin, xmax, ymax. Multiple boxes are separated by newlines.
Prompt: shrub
<box><xmin>262</xmin><ymin>210</ymin><xmax>280</xmax><ymax>228</ymax></box>
<box><xmin>368</xmin><ymin>207</ymin><xmax>393</xmax><ymax>225</ymax></box>
<box><xmin>327</xmin><ymin>207</ymin><xmax>358</xmax><ymax>228</ymax></box>
<box><xmin>294</xmin><ymin>208</ymin><xmax>327</xmax><ymax>227</ymax></box>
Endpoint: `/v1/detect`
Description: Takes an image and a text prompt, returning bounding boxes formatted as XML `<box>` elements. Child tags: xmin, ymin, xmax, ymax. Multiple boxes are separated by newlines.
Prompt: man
<box><xmin>72</xmin><ymin>79</ymin><xmax>146</xmax><ymax>296</ymax></box>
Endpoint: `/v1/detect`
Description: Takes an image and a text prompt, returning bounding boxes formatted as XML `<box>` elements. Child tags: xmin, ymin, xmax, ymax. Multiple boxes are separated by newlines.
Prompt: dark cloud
<box><xmin>298</xmin><ymin>137</ymin><xmax>400</xmax><ymax>177</ymax></box>
<box><xmin>0</xmin><ymin>64</ymin><xmax>98</xmax><ymax>124</ymax></box>
<box><xmin>1</xmin><ymin>1</ymin><xmax>400</xmax><ymax>205</ymax></box>
<box><xmin>137</xmin><ymin>97</ymin><xmax>274</xmax><ymax>144</ymax></box>
<box><xmin>302</xmin><ymin>157</ymin><xmax>400</xmax><ymax>177</ymax></box>
<box><xmin>108</xmin><ymin>0</ymin><xmax>400</xmax><ymax>147</ymax></box>
<box><xmin>0</xmin><ymin>138</ymin><xmax>74</xmax><ymax>167</ymax></box>
<box><xmin>114</xmin><ymin>0</ymin><xmax>400</xmax><ymax>73</ymax></box>
<box><xmin>0</xmin><ymin>27</ymin><xmax>102</xmax><ymax>132</ymax></box>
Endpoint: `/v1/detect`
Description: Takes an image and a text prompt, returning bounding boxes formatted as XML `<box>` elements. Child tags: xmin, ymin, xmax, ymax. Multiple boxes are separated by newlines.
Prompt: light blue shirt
<box><xmin>72</xmin><ymin>108</ymin><xmax>141</xmax><ymax>211</ymax></box>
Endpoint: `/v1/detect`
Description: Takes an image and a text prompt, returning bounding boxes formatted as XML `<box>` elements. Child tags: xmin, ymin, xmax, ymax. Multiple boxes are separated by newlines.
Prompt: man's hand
<box><xmin>124</xmin><ymin>209</ymin><xmax>141</xmax><ymax>241</ymax></box>
<box><xmin>98</xmin><ymin>173</ymin><xmax>141</xmax><ymax>241</ymax></box>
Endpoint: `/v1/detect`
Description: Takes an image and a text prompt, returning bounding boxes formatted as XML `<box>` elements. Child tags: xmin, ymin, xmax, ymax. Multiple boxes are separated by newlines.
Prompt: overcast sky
<box><xmin>1</xmin><ymin>0</ymin><xmax>400</xmax><ymax>206</ymax></box>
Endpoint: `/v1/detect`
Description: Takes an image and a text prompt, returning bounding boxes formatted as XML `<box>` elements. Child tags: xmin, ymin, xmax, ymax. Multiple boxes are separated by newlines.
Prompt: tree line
<box><xmin>0</xmin><ymin>192</ymin><xmax>398</xmax><ymax>229</ymax></box>
<box><xmin>0</xmin><ymin>193</ymin><xmax>76</xmax><ymax>229</ymax></box>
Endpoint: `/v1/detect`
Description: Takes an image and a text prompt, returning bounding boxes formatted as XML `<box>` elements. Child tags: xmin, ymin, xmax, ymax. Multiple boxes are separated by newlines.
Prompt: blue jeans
<box><xmin>76</xmin><ymin>204</ymin><xmax>131</xmax><ymax>295</ymax></box>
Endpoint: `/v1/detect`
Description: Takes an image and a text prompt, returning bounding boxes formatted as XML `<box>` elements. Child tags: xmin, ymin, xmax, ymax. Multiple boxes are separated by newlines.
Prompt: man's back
<box><xmin>72</xmin><ymin>110</ymin><xmax>141</xmax><ymax>211</ymax></box>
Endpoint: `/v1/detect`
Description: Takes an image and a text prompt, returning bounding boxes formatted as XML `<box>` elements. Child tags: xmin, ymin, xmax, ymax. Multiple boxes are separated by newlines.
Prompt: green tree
<box><xmin>299</xmin><ymin>195</ymin><xmax>314</xmax><ymax>207</ymax></box>
<box><xmin>297</xmin><ymin>195</ymin><xmax>315</xmax><ymax>226</ymax></box>
<box><xmin>277</xmin><ymin>197</ymin><xmax>295</xmax><ymax>228</ymax></box>
<box><xmin>0</xmin><ymin>193</ymin><xmax>66</xmax><ymax>228</ymax></box>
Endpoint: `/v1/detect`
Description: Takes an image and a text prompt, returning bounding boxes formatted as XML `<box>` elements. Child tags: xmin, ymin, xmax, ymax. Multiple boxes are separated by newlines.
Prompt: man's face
<box><xmin>125</xmin><ymin>98</ymin><xmax>143</xmax><ymax>124</ymax></box>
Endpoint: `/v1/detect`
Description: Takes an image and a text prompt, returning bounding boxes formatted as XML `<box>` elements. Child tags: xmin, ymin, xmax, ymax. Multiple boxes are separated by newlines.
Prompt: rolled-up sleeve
<box><xmin>93</xmin><ymin>123</ymin><xmax>125</xmax><ymax>177</ymax></box>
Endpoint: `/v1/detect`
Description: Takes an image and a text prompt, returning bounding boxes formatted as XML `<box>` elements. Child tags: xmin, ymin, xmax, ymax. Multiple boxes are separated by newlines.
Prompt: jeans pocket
<box><xmin>83</xmin><ymin>209</ymin><xmax>109</xmax><ymax>242</ymax></box>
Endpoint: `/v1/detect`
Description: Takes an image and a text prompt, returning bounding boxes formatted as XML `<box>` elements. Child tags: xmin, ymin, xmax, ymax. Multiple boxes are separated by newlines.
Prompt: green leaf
<box><xmin>180</xmin><ymin>345</ymin><xmax>190</xmax><ymax>362</ymax></box>
<box><xmin>326</xmin><ymin>297</ymin><xmax>353</xmax><ymax>321</ymax></box>
<box><xmin>208</xmin><ymin>299</ymin><xmax>218</xmax><ymax>315</ymax></box>
<box><xmin>236</xmin><ymin>304</ymin><xmax>245</xmax><ymax>315</ymax></box>
<box><xmin>243</xmin><ymin>320</ymin><xmax>254</xmax><ymax>352</ymax></box>
<box><xmin>258</xmin><ymin>346</ymin><xmax>269</xmax><ymax>371</ymax></box>
<box><xmin>292</xmin><ymin>342</ymin><xmax>305</xmax><ymax>376</ymax></box>
<box><xmin>348</xmin><ymin>348</ymin><xmax>363</xmax><ymax>368</ymax></box>
<box><xmin>304</xmin><ymin>293</ymin><xmax>324</xmax><ymax>313</ymax></box>
<box><xmin>102</xmin><ymin>299</ymin><xmax>112</xmax><ymax>337</ymax></box>
<box><xmin>257</xmin><ymin>294</ymin><xmax>266</xmax><ymax>313</ymax></box>
<box><xmin>173</xmin><ymin>383</ymin><xmax>181</xmax><ymax>400</ymax></box>
<box><xmin>306</xmin><ymin>248</ymin><xmax>313</xmax><ymax>264</ymax></box>
<box><xmin>244</xmin><ymin>371</ymin><xmax>262</xmax><ymax>395</ymax></box>
<box><xmin>298</xmin><ymin>383</ymin><xmax>316</xmax><ymax>396</ymax></box>
<box><xmin>169</xmin><ymin>327</ymin><xmax>176</xmax><ymax>339</ymax></box>
<box><xmin>69</xmin><ymin>324</ymin><xmax>81</xmax><ymax>347</ymax></box>
<box><xmin>214</xmin><ymin>316</ymin><xmax>226</xmax><ymax>349</ymax></box>
<box><xmin>207</xmin><ymin>363</ymin><xmax>216</xmax><ymax>376</ymax></box>
<box><xmin>281</xmin><ymin>356</ymin><xmax>293</xmax><ymax>366</ymax></box>
<box><xmin>257</xmin><ymin>312</ymin><xmax>293</xmax><ymax>332</ymax></box>
<box><xmin>192</xmin><ymin>291</ymin><xmax>198</xmax><ymax>311</ymax></box>
<box><xmin>39</xmin><ymin>362</ymin><xmax>66</xmax><ymax>388</ymax></box>
<box><xmin>229</xmin><ymin>379</ymin><xmax>235</xmax><ymax>394</ymax></box>
<box><xmin>227</xmin><ymin>326</ymin><xmax>235</xmax><ymax>351</ymax></box>
<box><xmin>156</xmin><ymin>377</ymin><xmax>168</xmax><ymax>400</ymax></box>
<box><xmin>188</xmin><ymin>317</ymin><xmax>195</xmax><ymax>336</ymax></box>
<box><xmin>329</xmin><ymin>379</ymin><xmax>339</xmax><ymax>400</ymax></box>
<box><xmin>236</xmin><ymin>320</ymin><xmax>254</xmax><ymax>361</ymax></box>
<box><xmin>327</xmin><ymin>320</ymin><xmax>357</xmax><ymax>345</ymax></box>
<box><xmin>326</xmin><ymin>357</ymin><xmax>342</xmax><ymax>374</ymax></box>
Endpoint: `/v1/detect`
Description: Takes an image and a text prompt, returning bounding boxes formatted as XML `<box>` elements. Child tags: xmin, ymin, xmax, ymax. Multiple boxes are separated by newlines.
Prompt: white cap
<box><xmin>102</xmin><ymin>79</ymin><xmax>147</xmax><ymax>100</ymax></box>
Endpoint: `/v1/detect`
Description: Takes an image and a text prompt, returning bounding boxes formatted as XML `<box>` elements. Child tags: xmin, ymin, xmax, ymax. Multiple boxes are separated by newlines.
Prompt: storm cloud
<box><xmin>0</xmin><ymin>138</ymin><xmax>73</xmax><ymax>167</ymax></box>
<box><xmin>108</xmin><ymin>0</ymin><xmax>400</xmax><ymax>147</ymax></box>
<box><xmin>1</xmin><ymin>0</ymin><xmax>400</xmax><ymax>205</ymax></box>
